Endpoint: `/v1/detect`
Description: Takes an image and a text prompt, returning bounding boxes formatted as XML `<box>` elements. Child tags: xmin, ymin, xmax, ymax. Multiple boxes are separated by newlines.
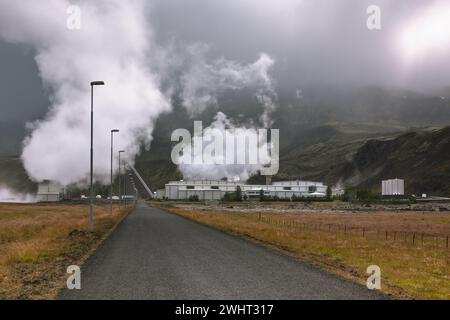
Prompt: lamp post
<box><xmin>89</xmin><ymin>81</ymin><xmax>105</xmax><ymax>231</ymax></box>
<box><xmin>118</xmin><ymin>150</ymin><xmax>125</xmax><ymax>205</ymax></box>
<box><xmin>110</xmin><ymin>129</ymin><xmax>120</xmax><ymax>218</ymax></box>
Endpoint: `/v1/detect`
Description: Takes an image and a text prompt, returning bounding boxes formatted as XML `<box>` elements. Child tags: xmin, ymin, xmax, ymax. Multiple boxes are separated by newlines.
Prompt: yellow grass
<box><xmin>0</xmin><ymin>203</ymin><xmax>130</xmax><ymax>299</ymax></box>
<box><xmin>163</xmin><ymin>207</ymin><xmax>450</xmax><ymax>300</ymax></box>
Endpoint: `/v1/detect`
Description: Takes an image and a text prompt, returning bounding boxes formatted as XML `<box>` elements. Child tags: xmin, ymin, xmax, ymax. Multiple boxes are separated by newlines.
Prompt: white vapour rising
<box><xmin>0</xmin><ymin>186</ymin><xmax>37</xmax><ymax>203</ymax></box>
<box><xmin>178</xmin><ymin>112</ymin><xmax>272</xmax><ymax>181</ymax></box>
<box><xmin>0</xmin><ymin>0</ymin><xmax>171</xmax><ymax>186</ymax></box>
<box><xmin>180</xmin><ymin>44</ymin><xmax>278</xmax><ymax>126</ymax></box>
<box><xmin>0</xmin><ymin>1</ymin><xmax>278</xmax><ymax>187</ymax></box>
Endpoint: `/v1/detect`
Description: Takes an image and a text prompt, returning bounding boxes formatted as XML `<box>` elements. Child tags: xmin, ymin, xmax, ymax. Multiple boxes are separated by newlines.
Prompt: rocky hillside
<box><xmin>2</xmin><ymin>86</ymin><xmax>450</xmax><ymax>196</ymax></box>
<box><xmin>342</xmin><ymin>127</ymin><xmax>450</xmax><ymax>195</ymax></box>
<box><xmin>2</xmin><ymin>125</ymin><xmax>450</xmax><ymax>197</ymax></box>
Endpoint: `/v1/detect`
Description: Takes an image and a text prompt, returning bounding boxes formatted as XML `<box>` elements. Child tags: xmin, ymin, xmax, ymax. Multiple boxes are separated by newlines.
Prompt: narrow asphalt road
<box><xmin>59</xmin><ymin>201</ymin><xmax>385</xmax><ymax>300</ymax></box>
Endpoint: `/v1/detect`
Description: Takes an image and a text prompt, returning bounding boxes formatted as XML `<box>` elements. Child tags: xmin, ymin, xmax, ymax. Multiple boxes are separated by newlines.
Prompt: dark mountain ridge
<box><xmin>1</xmin><ymin>86</ymin><xmax>450</xmax><ymax>196</ymax></box>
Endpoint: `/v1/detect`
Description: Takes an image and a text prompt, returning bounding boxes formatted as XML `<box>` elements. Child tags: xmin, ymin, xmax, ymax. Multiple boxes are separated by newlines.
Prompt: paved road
<box><xmin>59</xmin><ymin>201</ymin><xmax>385</xmax><ymax>300</ymax></box>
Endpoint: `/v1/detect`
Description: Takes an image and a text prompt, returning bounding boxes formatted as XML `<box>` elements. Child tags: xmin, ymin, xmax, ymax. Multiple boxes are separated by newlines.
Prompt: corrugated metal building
<box><xmin>163</xmin><ymin>180</ymin><xmax>327</xmax><ymax>200</ymax></box>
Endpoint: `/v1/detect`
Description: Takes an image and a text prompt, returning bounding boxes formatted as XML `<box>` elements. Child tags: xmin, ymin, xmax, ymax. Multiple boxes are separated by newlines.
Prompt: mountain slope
<box><xmin>344</xmin><ymin>127</ymin><xmax>450</xmax><ymax>195</ymax></box>
<box><xmin>1</xmin><ymin>86</ymin><xmax>450</xmax><ymax>196</ymax></box>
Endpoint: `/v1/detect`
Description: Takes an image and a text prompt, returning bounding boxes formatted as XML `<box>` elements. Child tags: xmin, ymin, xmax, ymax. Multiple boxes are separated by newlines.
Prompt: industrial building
<box><xmin>162</xmin><ymin>180</ymin><xmax>328</xmax><ymax>201</ymax></box>
<box><xmin>37</xmin><ymin>180</ymin><xmax>65</xmax><ymax>202</ymax></box>
<box><xmin>382</xmin><ymin>179</ymin><xmax>405</xmax><ymax>196</ymax></box>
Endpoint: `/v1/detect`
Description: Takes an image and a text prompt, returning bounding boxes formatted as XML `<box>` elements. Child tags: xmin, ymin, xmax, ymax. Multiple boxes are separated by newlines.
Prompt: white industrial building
<box><xmin>37</xmin><ymin>181</ymin><xmax>64</xmax><ymax>202</ymax></box>
<box><xmin>163</xmin><ymin>180</ymin><xmax>327</xmax><ymax>201</ymax></box>
<box><xmin>382</xmin><ymin>179</ymin><xmax>405</xmax><ymax>196</ymax></box>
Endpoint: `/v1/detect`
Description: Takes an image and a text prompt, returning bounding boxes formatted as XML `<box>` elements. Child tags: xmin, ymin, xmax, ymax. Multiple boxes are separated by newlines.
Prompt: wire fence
<box><xmin>256</xmin><ymin>213</ymin><xmax>450</xmax><ymax>252</ymax></box>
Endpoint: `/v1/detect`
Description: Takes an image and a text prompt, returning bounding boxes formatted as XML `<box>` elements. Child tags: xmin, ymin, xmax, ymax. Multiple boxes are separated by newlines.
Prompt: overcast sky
<box><xmin>148</xmin><ymin>0</ymin><xmax>450</xmax><ymax>89</ymax></box>
<box><xmin>0</xmin><ymin>0</ymin><xmax>449</xmax><ymax>158</ymax></box>
<box><xmin>2</xmin><ymin>0</ymin><xmax>450</xmax><ymax>117</ymax></box>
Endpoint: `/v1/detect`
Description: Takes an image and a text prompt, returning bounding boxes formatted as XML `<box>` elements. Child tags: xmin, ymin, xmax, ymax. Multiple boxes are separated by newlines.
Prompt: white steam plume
<box><xmin>0</xmin><ymin>186</ymin><xmax>37</xmax><ymax>203</ymax></box>
<box><xmin>0</xmin><ymin>1</ymin><xmax>278</xmax><ymax>187</ymax></box>
<box><xmin>180</xmin><ymin>44</ymin><xmax>278</xmax><ymax>126</ymax></box>
<box><xmin>0</xmin><ymin>0</ymin><xmax>171</xmax><ymax>186</ymax></box>
<box><xmin>178</xmin><ymin>112</ymin><xmax>272</xmax><ymax>181</ymax></box>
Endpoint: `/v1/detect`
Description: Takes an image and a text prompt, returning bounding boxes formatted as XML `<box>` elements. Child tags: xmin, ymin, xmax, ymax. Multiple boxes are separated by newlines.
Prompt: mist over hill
<box><xmin>1</xmin><ymin>85</ymin><xmax>450</xmax><ymax>196</ymax></box>
<box><xmin>133</xmin><ymin>86</ymin><xmax>450</xmax><ymax>195</ymax></box>
<box><xmin>1</xmin><ymin>0</ymin><xmax>450</xmax><ymax>198</ymax></box>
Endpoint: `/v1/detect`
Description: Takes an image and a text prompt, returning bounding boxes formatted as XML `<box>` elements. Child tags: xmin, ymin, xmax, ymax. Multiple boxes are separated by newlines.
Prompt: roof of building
<box><xmin>167</xmin><ymin>180</ymin><xmax>326</xmax><ymax>187</ymax></box>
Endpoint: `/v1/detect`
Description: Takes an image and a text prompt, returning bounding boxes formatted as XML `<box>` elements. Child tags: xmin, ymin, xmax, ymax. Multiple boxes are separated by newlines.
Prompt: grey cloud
<box><xmin>149</xmin><ymin>0</ymin><xmax>449</xmax><ymax>90</ymax></box>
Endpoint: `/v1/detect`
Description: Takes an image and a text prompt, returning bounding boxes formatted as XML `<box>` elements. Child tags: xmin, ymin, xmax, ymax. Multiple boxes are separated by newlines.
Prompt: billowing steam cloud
<box><xmin>180</xmin><ymin>44</ymin><xmax>277</xmax><ymax>126</ymax></box>
<box><xmin>0</xmin><ymin>0</ymin><xmax>170</xmax><ymax>186</ymax></box>
<box><xmin>177</xmin><ymin>112</ymin><xmax>273</xmax><ymax>181</ymax></box>
<box><xmin>0</xmin><ymin>0</ymin><xmax>277</xmax><ymax>187</ymax></box>
<box><xmin>0</xmin><ymin>186</ymin><xmax>36</xmax><ymax>203</ymax></box>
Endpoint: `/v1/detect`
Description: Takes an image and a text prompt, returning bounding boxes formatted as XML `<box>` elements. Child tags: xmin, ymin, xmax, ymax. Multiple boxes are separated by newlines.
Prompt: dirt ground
<box><xmin>0</xmin><ymin>203</ymin><xmax>130</xmax><ymax>299</ymax></box>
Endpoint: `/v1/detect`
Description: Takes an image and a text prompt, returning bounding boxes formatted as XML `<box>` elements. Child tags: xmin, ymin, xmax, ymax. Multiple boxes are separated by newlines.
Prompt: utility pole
<box><xmin>89</xmin><ymin>81</ymin><xmax>105</xmax><ymax>231</ymax></box>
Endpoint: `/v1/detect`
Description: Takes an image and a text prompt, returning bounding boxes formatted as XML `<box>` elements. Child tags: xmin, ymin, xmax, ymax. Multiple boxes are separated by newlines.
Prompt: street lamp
<box><xmin>118</xmin><ymin>150</ymin><xmax>125</xmax><ymax>204</ymax></box>
<box><xmin>110</xmin><ymin>129</ymin><xmax>120</xmax><ymax>218</ymax></box>
<box><xmin>89</xmin><ymin>81</ymin><xmax>105</xmax><ymax>231</ymax></box>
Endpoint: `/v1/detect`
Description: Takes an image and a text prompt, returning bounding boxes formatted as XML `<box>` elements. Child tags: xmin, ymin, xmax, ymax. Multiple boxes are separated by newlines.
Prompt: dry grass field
<box><xmin>161</xmin><ymin>205</ymin><xmax>450</xmax><ymax>300</ymax></box>
<box><xmin>0</xmin><ymin>203</ymin><xmax>130</xmax><ymax>299</ymax></box>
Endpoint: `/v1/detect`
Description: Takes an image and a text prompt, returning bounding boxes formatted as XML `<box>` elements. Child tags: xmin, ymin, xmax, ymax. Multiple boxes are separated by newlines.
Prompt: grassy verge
<box><xmin>0</xmin><ymin>203</ymin><xmax>131</xmax><ymax>299</ymax></box>
<box><xmin>161</xmin><ymin>206</ymin><xmax>450</xmax><ymax>300</ymax></box>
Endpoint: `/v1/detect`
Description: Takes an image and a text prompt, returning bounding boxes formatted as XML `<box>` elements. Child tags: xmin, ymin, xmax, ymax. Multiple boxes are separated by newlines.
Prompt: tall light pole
<box><xmin>110</xmin><ymin>129</ymin><xmax>120</xmax><ymax>218</ymax></box>
<box><xmin>118</xmin><ymin>150</ymin><xmax>125</xmax><ymax>205</ymax></box>
<box><xmin>89</xmin><ymin>81</ymin><xmax>105</xmax><ymax>231</ymax></box>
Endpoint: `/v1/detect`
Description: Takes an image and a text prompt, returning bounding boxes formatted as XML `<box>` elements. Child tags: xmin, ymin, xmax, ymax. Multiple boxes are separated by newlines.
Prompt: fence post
<box><xmin>421</xmin><ymin>233</ymin><xmax>424</xmax><ymax>247</ymax></box>
<box><xmin>413</xmin><ymin>233</ymin><xmax>416</xmax><ymax>245</ymax></box>
<box><xmin>363</xmin><ymin>227</ymin><xmax>365</xmax><ymax>238</ymax></box>
<box><xmin>385</xmin><ymin>231</ymin><xmax>388</xmax><ymax>241</ymax></box>
<box><xmin>447</xmin><ymin>236</ymin><xmax>449</xmax><ymax>250</ymax></box>
<box><xmin>394</xmin><ymin>231</ymin><xmax>397</xmax><ymax>241</ymax></box>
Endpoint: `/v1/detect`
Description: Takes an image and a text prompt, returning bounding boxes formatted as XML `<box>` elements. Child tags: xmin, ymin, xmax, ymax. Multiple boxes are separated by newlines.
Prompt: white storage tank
<box><xmin>382</xmin><ymin>179</ymin><xmax>405</xmax><ymax>196</ymax></box>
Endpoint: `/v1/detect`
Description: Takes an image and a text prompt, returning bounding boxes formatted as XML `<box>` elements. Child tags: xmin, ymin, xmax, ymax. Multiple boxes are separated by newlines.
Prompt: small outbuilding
<box><xmin>37</xmin><ymin>180</ymin><xmax>64</xmax><ymax>202</ymax></box>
